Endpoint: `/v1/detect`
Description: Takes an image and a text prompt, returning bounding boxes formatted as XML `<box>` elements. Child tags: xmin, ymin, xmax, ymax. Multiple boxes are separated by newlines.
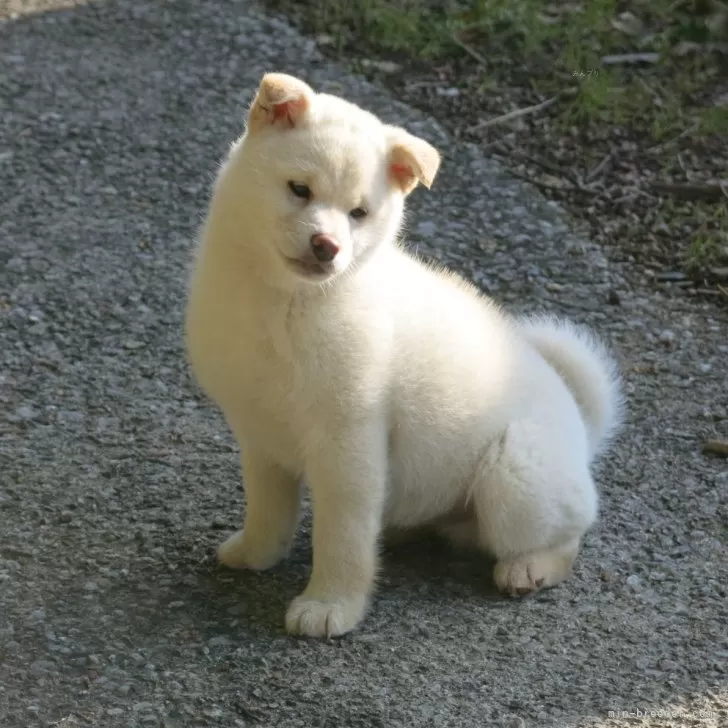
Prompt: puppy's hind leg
<box><xmin>472</xmin><ymin>423</ymin><xmax>597</xmax><ymax>597</ymax></box>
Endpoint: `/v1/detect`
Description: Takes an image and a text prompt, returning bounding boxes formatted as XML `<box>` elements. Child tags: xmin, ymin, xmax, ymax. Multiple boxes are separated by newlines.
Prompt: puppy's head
<box><xmin>236</xmin><ymin>73</ymin><xmax>440</xmax><ymax>286</ymax></box>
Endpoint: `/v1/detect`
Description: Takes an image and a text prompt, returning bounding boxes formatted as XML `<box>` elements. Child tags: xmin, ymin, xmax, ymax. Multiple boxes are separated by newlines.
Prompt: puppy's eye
<box><xmin>288</xmin><ymin>181</ymin><xmax>311</xmax><ymax>200</ymax></box>
<box><xmin>350</xmin><ymin>207</ymin><xmax>368</xmax><ymax>220</ymax></box>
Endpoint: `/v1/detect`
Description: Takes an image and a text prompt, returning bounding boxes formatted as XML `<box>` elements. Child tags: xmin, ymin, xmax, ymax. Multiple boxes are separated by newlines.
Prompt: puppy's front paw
<box><xmin>285</xmin><ymin>594</ymin><xmax>367</xmax><ymax>638</ymax></box>
<box><xmin>217</xmin><ymin>529</ymin><xmax>287</xmax><ymax>571</ymax></box>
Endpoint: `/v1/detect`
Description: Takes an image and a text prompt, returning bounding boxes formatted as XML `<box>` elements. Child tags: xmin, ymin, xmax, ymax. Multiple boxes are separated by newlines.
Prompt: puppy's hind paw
<box><xmin>285</xmin><ymin>594</ymin><xmax>367</xmax><ymax>638</ymax></box>
<box><xmin>494</xmin><ymin>541</ymin><xmax>579</xmax><ymax>597</ymax></box>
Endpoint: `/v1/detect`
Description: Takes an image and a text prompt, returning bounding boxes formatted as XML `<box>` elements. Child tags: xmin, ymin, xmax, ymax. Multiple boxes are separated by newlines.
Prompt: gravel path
<box><xmin>1</xmin><ymin>2</ymin><xmax>726</xmax><ymax>727</ymax></box>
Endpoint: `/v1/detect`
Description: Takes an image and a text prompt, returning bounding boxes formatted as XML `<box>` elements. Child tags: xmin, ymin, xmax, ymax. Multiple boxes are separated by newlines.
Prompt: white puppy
<box><xmin>185</xmin><ymin>73</ymin><xmax>623</xmax><ymax>638</ymax></box>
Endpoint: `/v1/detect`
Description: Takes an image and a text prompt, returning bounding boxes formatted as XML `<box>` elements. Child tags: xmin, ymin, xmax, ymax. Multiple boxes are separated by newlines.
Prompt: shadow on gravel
<box><xmin>85</xmin><ymin>527</ymin><xmax>499</xmax><ymax>645</ymax></box>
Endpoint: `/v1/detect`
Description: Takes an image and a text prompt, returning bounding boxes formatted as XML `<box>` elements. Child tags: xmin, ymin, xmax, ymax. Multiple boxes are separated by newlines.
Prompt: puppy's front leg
<box><xmin>218</xmin><ymin>446</ymin><xmax>301</xmax><ymax>571</ymax></box>
<box><xmin>285</xmin><ymin>420</ymin><xmax>386</xmax><ymax>638</ymax></box>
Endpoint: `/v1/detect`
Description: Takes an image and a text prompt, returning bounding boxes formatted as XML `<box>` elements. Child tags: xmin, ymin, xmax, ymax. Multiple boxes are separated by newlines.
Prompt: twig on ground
<box><xmin>506</xmin><ymin>169</ymin><xmax>598</xmax><ymax>196</ymax></box>
<box><xmin>527</xmin><ymin>155</ymin><xmax>581</xmax><ymax>187</ymax></box>
<box><xmin>611</xmin><ymin>187</ymin><xmax>657</xmax><ymax>205</ymax></box>
<box><xmin>636</xmin><ymin>75</ymin><xmax>660</xmax><ymax>101</ymax></box>
<box><xmin>452</xmin><ymin>33</ymin><xmax>488</xmax><ymax>67</ymax></box>
<box><xmin>646</xmin><ymin>121</ymin><xmax>700</xmax><ymax>153</ymax></box>
<box><xmin>481</xmin><ymin>137</ymin><xmax>508</xmax><ymax>151</ymax></box>
<box><xmin>491</xmin><ymin>142</ymin><xmax>586</xmax><ymax>190</ymax></box>
<box><xmin>702</xmin><ymin>439</ymin><xmax>728</xmax><ymax>457</ymax></box>
<box><xmin>468</xmin><ymin>87</ymin><xmax>577</xmax><ymax>132</ymax></box>
<box><xmin>651</xmin><ymin>181</ymin><xmax>728</xmax><ymax>202</ymax></box>
<box><xmin>586</xmin><ymin>150</ymin><xmax>615</xmax><ymax>183</ymax></box>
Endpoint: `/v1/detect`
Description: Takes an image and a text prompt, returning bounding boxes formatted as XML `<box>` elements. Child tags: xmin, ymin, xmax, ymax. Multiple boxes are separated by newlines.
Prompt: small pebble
<box><xmin>30</xmin><ymin>608</ymin><xmax>46</xmax><ymax>622</ymax></box>
<box><xmin>658</xmin><ymin>329</ymin><xmax>675</xmax><ymax>346</ymax></box>
<box><xmin>659</xmin><ymin>658</ymin><xmax>679</xmax><ymax>672</ymax></box>
<box><xmin>503</xmin><ymin>718</ymin><xmax>526</xmax><ymax>728</ymax></box>
<box><xmin>16</xmin><ymin>405</ymin><xmax>38</xmax><ymax>420</ymax></box>
<box><xmin>626</xmin><ymin>574</ymin><xmax>641</xmax><ymax>590</ymax></box>
<box><xmin>416</xmin><ymin>221</ymin><xmax>436</xmax><ymax>238</ymax></box>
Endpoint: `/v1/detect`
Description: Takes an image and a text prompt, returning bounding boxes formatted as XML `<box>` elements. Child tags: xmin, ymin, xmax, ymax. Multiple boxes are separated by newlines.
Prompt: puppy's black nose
<box><xmin>310</xmin><ymin>233</ymin><xmax>340</xmax><ymax>263</ymax></box>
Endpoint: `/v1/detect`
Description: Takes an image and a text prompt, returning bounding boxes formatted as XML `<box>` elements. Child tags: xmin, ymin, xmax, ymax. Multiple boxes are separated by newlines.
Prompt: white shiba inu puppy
<box><xmin>185</xmin><ymin>73</ymin><xmax>623</xmax><ymax>638</ymax></box>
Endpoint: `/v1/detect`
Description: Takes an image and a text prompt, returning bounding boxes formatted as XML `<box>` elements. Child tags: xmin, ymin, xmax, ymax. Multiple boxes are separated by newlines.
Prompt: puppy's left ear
<box><xmin>247</xmin><ymin>73</ymin><xmax>314</xmax><ymax>133</ymax></box>
<box><xmin>387</xmin><ymin>128</ymin><xmax>441</xmax><ymax>195</ymax></box>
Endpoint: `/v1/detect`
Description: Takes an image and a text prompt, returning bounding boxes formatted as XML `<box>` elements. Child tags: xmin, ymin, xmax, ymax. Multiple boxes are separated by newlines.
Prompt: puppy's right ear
<box><xmin>247</xmin><ymin>73</ymin><xmax>314</xmax><ymax>133</ymax></box>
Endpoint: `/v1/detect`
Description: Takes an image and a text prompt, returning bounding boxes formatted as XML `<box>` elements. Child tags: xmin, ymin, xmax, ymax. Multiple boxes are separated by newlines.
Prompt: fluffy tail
<box><xmin>519</xmin><ymin>315</ymin><xmax>624</xmax><ymax>458</ymax></box>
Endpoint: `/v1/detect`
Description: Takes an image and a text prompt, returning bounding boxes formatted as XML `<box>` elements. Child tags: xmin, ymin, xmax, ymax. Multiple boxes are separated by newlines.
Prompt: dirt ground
<box><xmin>1</xmin><ymin>1</ymin><xmax>726</xmax><ymax>727</ymax></box>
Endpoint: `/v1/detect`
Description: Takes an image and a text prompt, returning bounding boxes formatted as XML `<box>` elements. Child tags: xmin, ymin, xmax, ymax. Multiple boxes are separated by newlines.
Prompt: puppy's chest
<box><xmin>206</xmin><ymin>309</ymin><xmax>295</xmax><ymax>399</ymax></box>
<box><xmin>196</xmin><ymin>298</ymin><xmax>335</xmax><ymax>431</ymax></box>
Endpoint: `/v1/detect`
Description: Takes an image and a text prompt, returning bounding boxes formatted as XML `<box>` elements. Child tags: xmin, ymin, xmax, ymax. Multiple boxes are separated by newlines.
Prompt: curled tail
<box><xmin>519</xmin><ymin>315</ymin><xmax>624</xmax><ymax>458</ymax></box>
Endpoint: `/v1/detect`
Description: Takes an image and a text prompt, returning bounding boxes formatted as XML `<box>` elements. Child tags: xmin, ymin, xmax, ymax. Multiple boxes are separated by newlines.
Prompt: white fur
<box><xmin>185</xmin><ymin>74</ymin><xmax>623</xmax><ymax>637</ymax></box>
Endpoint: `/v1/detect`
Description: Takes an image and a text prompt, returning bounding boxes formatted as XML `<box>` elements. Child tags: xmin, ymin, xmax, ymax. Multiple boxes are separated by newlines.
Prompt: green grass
<box><xmin>286</xmin><ymin>0</ymin><xmax>728</xmax><ymax>135</ymax></box>
<box><xmin>685</xmin><ymin>202</ymin><xmax>728</xmax><ymax>272</ymax></box>
<box><xmin>311</xmin><ymin>0</ymin><xmax>455</xmax><ymax>58</ymax></box>
<box><xmin>700</xmin><ymin>106</ymin><xmax>728</xmax><ymax>135</ymax></box>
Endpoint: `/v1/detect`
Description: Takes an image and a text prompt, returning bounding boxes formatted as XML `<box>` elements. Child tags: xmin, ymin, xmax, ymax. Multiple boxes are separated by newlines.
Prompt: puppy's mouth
<box><xmin>283</xmin><ymin>256</ymin><xmax>335</xmax><ymax>280</ymax></box>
